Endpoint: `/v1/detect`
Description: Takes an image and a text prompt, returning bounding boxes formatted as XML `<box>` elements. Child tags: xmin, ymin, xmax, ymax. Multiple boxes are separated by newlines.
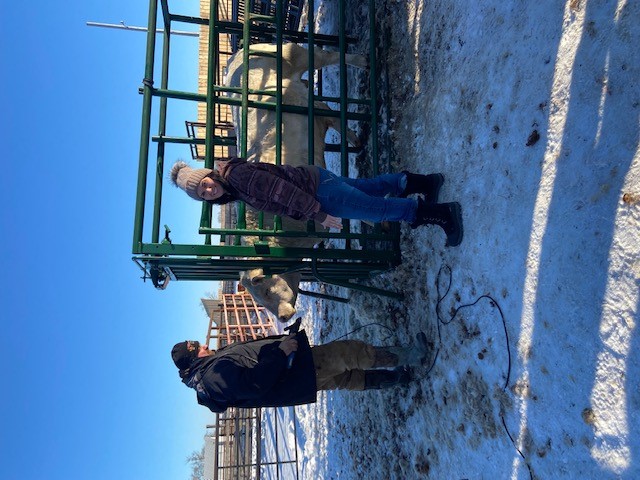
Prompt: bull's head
<box><xmin>240</xmin><ymin>269</ymin><xmax>302</xmax><ymax>322</ymax></box>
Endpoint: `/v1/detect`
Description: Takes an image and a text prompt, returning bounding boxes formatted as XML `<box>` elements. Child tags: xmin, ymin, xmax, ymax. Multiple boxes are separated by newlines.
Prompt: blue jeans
<box><xmin>315</xmin><ymin>168</ymin><xmax>417</xmax><ymax>223</ymax></box>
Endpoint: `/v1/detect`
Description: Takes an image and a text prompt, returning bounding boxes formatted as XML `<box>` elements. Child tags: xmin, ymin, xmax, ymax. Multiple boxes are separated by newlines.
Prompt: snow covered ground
<box><xmin>288</xmin><ymin>0</ymin><xmax>640</xmax><ymax>479</ymax></box>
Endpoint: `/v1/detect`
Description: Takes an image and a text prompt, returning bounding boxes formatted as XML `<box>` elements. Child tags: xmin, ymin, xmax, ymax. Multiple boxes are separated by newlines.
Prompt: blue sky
<box><xmin>1</xmin><ymin>2</ymin><xmax>218</xmax><ymax>478</ymax></box>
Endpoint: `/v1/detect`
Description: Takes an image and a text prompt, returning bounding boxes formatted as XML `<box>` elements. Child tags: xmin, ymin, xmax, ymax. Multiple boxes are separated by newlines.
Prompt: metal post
<box><xmin>132</xmin><ymin>0</ymin><xmax>159</xmax><ymax>253</ymax></box>
<box><xmin>151</xmin><ymin>9</ymin><xmax>172</xmax><ymax>244</ymax></box>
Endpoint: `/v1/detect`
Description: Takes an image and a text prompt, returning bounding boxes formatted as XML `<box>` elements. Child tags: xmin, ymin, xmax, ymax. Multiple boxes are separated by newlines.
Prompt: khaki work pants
<box><xmin>311</xmin><ymin>340</ymin><xmax>375</xmax><ymax>391</ymax></box>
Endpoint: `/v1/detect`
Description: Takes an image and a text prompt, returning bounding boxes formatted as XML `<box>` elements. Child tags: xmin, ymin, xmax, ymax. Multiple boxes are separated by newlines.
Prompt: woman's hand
<box><xmin>279</xmin><ymin>335</ymin><xmax>299</xmax><ymax>356</ymax></box>
<box><xmin>321</xmin><ymin>214</ymin><xmax>343</xmax><ymax>230</ymax></box>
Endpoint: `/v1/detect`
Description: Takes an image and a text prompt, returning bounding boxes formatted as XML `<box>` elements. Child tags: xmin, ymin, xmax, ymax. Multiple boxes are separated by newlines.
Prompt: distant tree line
<box><xmin>187</xmin><ymin>446</ymin><xmax>205</xmax><ymax>480</ymax></box>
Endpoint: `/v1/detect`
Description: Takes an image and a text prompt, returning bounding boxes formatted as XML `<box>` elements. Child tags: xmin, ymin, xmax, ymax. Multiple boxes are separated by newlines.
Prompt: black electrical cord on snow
<box><xmin>330</xmin><ymin>322</ymin><xmax>395</xmax><ymax>343</ymax></box>
<box><xmin>428</xmin><ymin>264</ymin><xmax>533</xmax><ymax>480</ymax></box>
<box><xmin>322</xmin><ymin>264</ymin><xmax>533</xmax><ymax>479</ymax></box>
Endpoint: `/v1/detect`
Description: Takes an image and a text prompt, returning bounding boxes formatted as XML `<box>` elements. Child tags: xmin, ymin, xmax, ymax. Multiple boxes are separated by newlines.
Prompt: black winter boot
<box><xmin>411</xmin><ymin>198</ymin><xmax>464</xmax><ymax>247</ymax></box>
<box><xmin>401</xmin><ymin>171</ymin><xmax>445</xmax><ymax>204</ymax></box>
<box><xmin>364</xmin><ymin>367</ymin><xmax>413</xmax><ymax>390</ymax></box>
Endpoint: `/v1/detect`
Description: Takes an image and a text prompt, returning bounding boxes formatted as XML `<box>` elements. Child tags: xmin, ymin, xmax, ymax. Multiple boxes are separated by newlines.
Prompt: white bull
<box><xmin>224</xmin><ymin>43</ymin><xmax>367</xmax><ymax>321</ymax></box>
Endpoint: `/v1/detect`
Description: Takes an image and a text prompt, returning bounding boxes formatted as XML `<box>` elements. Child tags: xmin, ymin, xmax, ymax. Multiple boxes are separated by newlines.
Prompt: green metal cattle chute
<box><xmin>132</xmin><ymin>0</ymin><xmax>402</xmax><ymax>299</ymax></box>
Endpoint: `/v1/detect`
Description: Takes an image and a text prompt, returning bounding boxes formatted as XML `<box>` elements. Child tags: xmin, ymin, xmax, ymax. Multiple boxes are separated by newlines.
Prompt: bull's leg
<box><xmin>310</xmin><ymin>47</ymin><xmax>368</xmax><ymax>70</ymax></box>
<box><xmin>315</xmin><ymin>102</ymin><xmax>360</xmax><ymax>147</ymax></box>
<box><xmin>346</xmin><ymin>53</ymin><xmax>368</xmax><ymax>69</ymax></box>
<box><xmin>328</xmin><ymin>119</ymin><xmax>360</xmax><ymax>148</ymax></box>
<box><xmin>283</xmin><ymin>43</ymin><xmax>368</xmax><ymax>77</ymax></box>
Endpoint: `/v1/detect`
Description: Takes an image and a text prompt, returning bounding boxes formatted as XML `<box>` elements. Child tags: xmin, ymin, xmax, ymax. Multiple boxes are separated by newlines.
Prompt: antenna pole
<box><xmin>86</xmin><ymin>21</ymin><xmax>199</xmax><ymax>37</ymax></box>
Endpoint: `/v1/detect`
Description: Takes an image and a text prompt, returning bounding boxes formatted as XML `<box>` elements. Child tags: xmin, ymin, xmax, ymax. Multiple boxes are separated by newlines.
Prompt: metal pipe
<box><xmin>134</xmin><ymin>242</ymin><xmax>396</xmax><ymax>260</ymax></box>
<box><xmin>307</xmin><ymin>0</ymin><xmax>315</xmax><ymax>169</ymax></box>
<box><xmin>86</xmin><ymin>21</ymin><xmax>199</xmax><ymax>37</ymax></box>
<box><xmin>132</xmin><ymin>0</ymin><xmax>159</xmax><ymax>254</ymax></box>
<box><xmin>312</xmin><ymin>258</ymin><xmax>404</xmax><ymax>299</ymax></box>
<box><xmin>151</xmin><ymin>135</ymin><xmax>236</xmax><ymax>146</ymax></box>
<box><xmin>236</xmin><ymin>0</ymin><xmax>252</xmax><ymax>233</ymax></box>
<box><xmin>204</xmin><ymin>0</ymin><xmax>220</xmax><ymax>170</ymax></box>
<box><xmin>338</xmin><ymin>0</ymin><xmax>352</xmax><ymax>247</ymax></box>
<box><xmin>148</xmin><ymin>87</ymin><xmax>371</xmax><ymax>120</ymax></box>
<box><xmin>199</xmin><ymin>0</ymin><xmax>221</xmax><ymax>242</ymax></box>
<box><xmin>274</xmin><ymin>0</ymin><xmax>283</xmax><ymax>233</ymax></box>
<box><xmin>339</xmin><ymin>0</ymin><xmax>348</xmax><ymax>178</ymax></box>
<box><xmin>151</xmin><ymin>3</ymin><xmax>172</xmax><ymax>244</ymax></box>
<box><xmin>198</xmin><ymin>226</ymin><xmax>394</xmax><ymax>241</ymax></box>
<box><xmin>369</xmin><ymin>0</ymin><xmax>379</xmax><ymax>176</ymax></box>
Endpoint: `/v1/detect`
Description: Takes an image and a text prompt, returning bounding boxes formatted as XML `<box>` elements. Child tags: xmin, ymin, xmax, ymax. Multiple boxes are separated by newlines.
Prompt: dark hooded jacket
<box><xmin>218</xmin><ymin>158</ymin><xmax>327</xmax><ymax>223</ymax></box>
<box><xmin>182</xmin><ymin>331</ymin><xmax>317</xmax><ymax>413</ymax></box>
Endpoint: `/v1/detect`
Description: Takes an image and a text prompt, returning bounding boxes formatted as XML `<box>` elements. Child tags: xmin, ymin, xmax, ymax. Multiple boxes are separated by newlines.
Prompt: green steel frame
<box><xmin>132</xmin><ymin>0</ymin><xmax>402</xmax><ymax>299</ymax></box>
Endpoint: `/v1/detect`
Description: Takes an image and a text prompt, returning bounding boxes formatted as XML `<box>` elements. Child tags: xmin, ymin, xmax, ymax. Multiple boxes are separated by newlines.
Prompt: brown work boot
<box><xmin>364</xmin><ymin>367</ymin><xmax>413</xmax><ymax>389</ymax></box>
<box><xmin>373</xmin><ymin>332</ymin><xmax>431</xmax><ymax>367</ymax></box>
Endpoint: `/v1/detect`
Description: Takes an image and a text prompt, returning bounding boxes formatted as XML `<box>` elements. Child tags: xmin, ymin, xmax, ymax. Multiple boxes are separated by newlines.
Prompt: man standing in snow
<box><xmin>171</xmin><ymin>331</ymin><xmax>429</xmax><ymax>413</ymax></box>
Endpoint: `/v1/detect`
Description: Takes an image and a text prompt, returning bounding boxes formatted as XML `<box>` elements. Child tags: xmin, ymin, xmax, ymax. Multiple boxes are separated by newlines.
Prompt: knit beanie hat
<box><xmin>169</xmin><ymin>161</ymin><xmax>213</xmax><ymax>201</ymax></box>
<box><xmin>171</xmin><ymin>340</ymin><xmax>200</xmax><ymax>370</ymax></box>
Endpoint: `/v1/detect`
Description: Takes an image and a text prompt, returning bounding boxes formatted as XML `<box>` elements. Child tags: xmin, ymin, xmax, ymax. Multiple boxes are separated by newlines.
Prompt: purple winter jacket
<box><xmin>218</xmin><ymin>158</ymin><xmax>328</xmax><ymax>223</ymax></box>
